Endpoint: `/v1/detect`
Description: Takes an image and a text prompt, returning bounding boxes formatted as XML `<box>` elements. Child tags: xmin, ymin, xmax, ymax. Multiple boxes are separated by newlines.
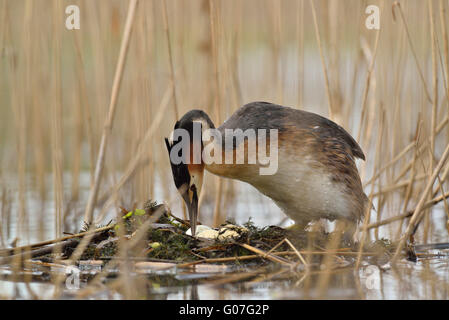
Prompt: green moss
<box><xmin>147</xmin><ymin>229</ymin><xmax>197</xmax><ymax>261</ymax></box>
<box><xmin>73</xmin><ymin>209</ymin><xmax>393</xmax><ymax>269</ymax></box>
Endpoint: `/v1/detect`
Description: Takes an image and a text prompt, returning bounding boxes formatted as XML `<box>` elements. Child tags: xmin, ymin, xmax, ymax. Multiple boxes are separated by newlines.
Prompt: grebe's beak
<box><xmin>165</xmin><ymin>137</ymin><xmax>203</xmax><ymax>237</ymax></box>
<box><xmin>180</xmin><ymin>183</ymin><xmax>199</xmax><ymax>237</ymax></box>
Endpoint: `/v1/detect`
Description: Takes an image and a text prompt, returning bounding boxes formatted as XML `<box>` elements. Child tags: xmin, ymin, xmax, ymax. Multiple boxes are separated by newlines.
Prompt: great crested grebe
<box><xmin>165</xmin><ymin>101</ymin><xmax>368</xmax><ymax>236</ymax></box>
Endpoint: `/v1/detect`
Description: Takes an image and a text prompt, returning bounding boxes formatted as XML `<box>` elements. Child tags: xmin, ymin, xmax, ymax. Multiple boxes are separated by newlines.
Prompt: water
<box><xmin>1</xmin><ymin>171</ymin><xmax>449</xmax><ymax>299</ymax></box>
<box><xmin>2</xmin><ymin>257</ymin><xmax>449</xmax><ymax>299</ymax></box>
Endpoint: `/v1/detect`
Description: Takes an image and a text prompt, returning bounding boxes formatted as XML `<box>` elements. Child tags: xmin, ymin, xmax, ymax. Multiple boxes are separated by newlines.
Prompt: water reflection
<box><xmin>1</xmin><ymin>171</ymin><xmax>449</xmax><ymax>300</ymax></box>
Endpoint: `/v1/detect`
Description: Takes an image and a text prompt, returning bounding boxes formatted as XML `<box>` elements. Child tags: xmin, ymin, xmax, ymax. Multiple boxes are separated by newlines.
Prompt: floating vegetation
<box><xmin>0</xmin><ymin>198</ymin><xmax>448</xmax><ymax>300</ymax></box>
<box><xmin>0</xmin><ymin>200</ymin><xmax>398</xmax><ymax>269</ymax></box>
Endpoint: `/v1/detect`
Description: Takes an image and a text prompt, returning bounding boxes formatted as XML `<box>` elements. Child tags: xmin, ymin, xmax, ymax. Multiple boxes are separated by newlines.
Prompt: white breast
<box><xmin>240</xmin><ymin>151</ymin><xmax>353</xmax><ymax>225</ymax></box>
<box><xmin>205</xmin><ymin>143</ymin><xmax>354</xmax><ymax>225</ymax></box>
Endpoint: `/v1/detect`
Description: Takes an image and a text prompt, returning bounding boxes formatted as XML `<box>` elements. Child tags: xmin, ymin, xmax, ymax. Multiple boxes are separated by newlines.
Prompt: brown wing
<box><xmin>219</xmin><ymin>101</ymin><xmax>365</xmax><ymax>161</ymax></box>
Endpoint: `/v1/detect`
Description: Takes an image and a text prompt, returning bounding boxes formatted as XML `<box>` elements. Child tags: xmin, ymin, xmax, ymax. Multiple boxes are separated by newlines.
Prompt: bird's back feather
<box><xmin>218</xmin><ymin>101</ymin><xmax>365</xmax><ymax>161</ymax></box>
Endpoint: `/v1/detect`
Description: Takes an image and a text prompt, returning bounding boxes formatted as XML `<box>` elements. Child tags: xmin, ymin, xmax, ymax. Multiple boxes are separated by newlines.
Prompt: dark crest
<box><xmin>165</xmin><ymin>133</ymin><xmax>190</xmax><ymax>190</ymax></box>
<box><xmin>165</xmin><ymin>110</ymin><xmax>215</xmax><ymax>189</ymax></box>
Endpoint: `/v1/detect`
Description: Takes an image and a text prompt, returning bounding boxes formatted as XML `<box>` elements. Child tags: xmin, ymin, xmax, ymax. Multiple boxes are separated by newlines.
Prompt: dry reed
<box><xmin>1</xmin><ymin>0</ymin><xmax>449</xmax><ymax>299</ymax></box>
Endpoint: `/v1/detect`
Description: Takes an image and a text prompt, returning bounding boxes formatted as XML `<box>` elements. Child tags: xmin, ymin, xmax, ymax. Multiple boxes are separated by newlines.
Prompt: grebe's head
<box><xmin>164</xmin><ymin>110</ymin><xmax>214</xmax><ymax>236</ymax></box>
